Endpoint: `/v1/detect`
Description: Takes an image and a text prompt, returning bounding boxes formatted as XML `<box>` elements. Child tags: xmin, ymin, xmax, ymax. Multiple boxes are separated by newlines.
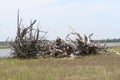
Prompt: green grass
<box><xmin>0</xmin><ymin>46</ymin><xmax>10</xmax><ymax>49</ymax></box>
<box><xmin>109</xmin><ymin>46</ymin><xmax>120</xmax><ymax>52</ymax></box>
<box><xmin>0</xmin><ymin>47</ymin><xmax>120</xmax><ymax>80</ymax></box>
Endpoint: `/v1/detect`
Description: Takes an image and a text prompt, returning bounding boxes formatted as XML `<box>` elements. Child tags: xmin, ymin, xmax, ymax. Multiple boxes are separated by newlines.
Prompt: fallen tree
<box><xmin>47</xmin><ymin>29</ymin><xmax>108</xmax><ymax>57</ymax></box>
<box><xmin>65</xmin><ymin>31</ymin><xmax>108</xmax><ymax>55</ymax></box>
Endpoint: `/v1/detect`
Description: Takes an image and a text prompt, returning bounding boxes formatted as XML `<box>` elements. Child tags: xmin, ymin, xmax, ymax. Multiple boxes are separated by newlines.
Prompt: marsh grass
<box><xmin>0</xmin><ymin>47</ymin><xmax>120</xmax><ymax>80</ymax></box>
<box><xmin>0</xmin><ymin>46</ymin><xmax>10</xmax><ymax>49</ymax></box>
<box><xmin>109</xmin><ymin>46</ymin><xmax>120</xmax><ymax>52</ymax></box>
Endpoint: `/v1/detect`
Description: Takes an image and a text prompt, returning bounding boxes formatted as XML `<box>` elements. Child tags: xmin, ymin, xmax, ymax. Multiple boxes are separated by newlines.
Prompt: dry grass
<box><xmin>0</xmin><ymin>47</ymin><xmax>120</xmax><ymax>80</ymax></box>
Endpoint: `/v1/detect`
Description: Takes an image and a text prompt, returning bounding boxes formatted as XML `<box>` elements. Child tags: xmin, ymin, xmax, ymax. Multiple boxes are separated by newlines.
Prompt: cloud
<box><xmin>2</xmin><ymin>0</ymin><xmax>117</xmax><ymax>17</ymax></box>
<box><xmin>3</xmin><ymin>0</ymin><xmax>58</xmax><ymax>10</ymax></box>
<box><xmin>88</xmin><ymin>4</ymin><xmax>113</xmax><ymax>13</ymax></box>
<box><xmin>38</xmin><ymin>2</ymin><xmax>114</xmax><ymax>17</ymax></box>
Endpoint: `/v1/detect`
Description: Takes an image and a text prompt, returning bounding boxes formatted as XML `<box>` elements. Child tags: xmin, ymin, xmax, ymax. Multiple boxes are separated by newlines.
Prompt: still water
<box><xmin>0</xmin><ymin>49</ymin><xmax>11</xmax><ymax>57</ymax></box>
<box><xmin>0</xmin><ymin>42</ymin><xmax>120</xmax><ymax>57</ymax></box>
<box><xmin>101</xmin><ymin>42</ymin><xmax>120</xmax><ymax>47</ymax></box>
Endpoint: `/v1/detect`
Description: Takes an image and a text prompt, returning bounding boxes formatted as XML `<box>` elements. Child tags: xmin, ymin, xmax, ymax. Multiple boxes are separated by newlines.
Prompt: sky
<box><xmin>0</xmin><ymin>0</ymin><xmax>120</xmax><ymax>41</ymax></box>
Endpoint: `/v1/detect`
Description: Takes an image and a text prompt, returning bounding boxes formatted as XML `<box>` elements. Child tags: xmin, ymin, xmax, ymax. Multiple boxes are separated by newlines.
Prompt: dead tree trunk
<box><xmin>10</xmin><ymin>10</ymin><xmax>47</xmax><ymax>59</ymax></box>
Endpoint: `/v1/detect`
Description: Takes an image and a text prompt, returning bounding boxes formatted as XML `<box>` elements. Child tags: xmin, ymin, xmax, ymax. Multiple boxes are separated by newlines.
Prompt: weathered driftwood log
<box><xmin>46</xmin><ymin>37</ymin><xmax>78</xmax><ymax>58</ymax></box>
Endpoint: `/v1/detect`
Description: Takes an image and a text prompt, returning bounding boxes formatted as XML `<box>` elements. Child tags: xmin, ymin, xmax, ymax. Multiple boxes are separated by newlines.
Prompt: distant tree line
<box><xmin>0</xmin><ymin>41</ymin><xmax>8</xmax><ymax>46</ymax></box>
<box><xmin>0</xmin><ymin>38</ymin><xmax>120</xmax><ymax>46</ymax></box>
<box><xmin>96</xmin><ymin>38</ymin><xmax>120</xmax><ymax>43</ymax></box>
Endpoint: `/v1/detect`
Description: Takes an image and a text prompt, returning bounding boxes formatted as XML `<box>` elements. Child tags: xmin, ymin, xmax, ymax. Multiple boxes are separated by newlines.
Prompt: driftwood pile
<box><xmin>10</xmin><ymin>11</ymin><xmax>108</xmax><ymax>59</ymax></box>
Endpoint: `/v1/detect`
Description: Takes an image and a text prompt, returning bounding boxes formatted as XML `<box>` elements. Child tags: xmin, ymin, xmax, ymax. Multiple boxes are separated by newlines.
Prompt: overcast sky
<box><xmin>0</xmin><ymin>0</ymin><xmax>120</xmax><ymax>41</ymax></box>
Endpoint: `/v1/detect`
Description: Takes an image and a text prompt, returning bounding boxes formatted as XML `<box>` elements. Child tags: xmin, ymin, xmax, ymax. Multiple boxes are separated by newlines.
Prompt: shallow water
<box><xmin>101</xmin><ymin>42</ymin><xmax>120</xmax><ymax>47</ymax></box>
<box><xmin>0</xmin><ymin>48</ymin><xmax>11</xmax><ymax>57</ymax></box>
